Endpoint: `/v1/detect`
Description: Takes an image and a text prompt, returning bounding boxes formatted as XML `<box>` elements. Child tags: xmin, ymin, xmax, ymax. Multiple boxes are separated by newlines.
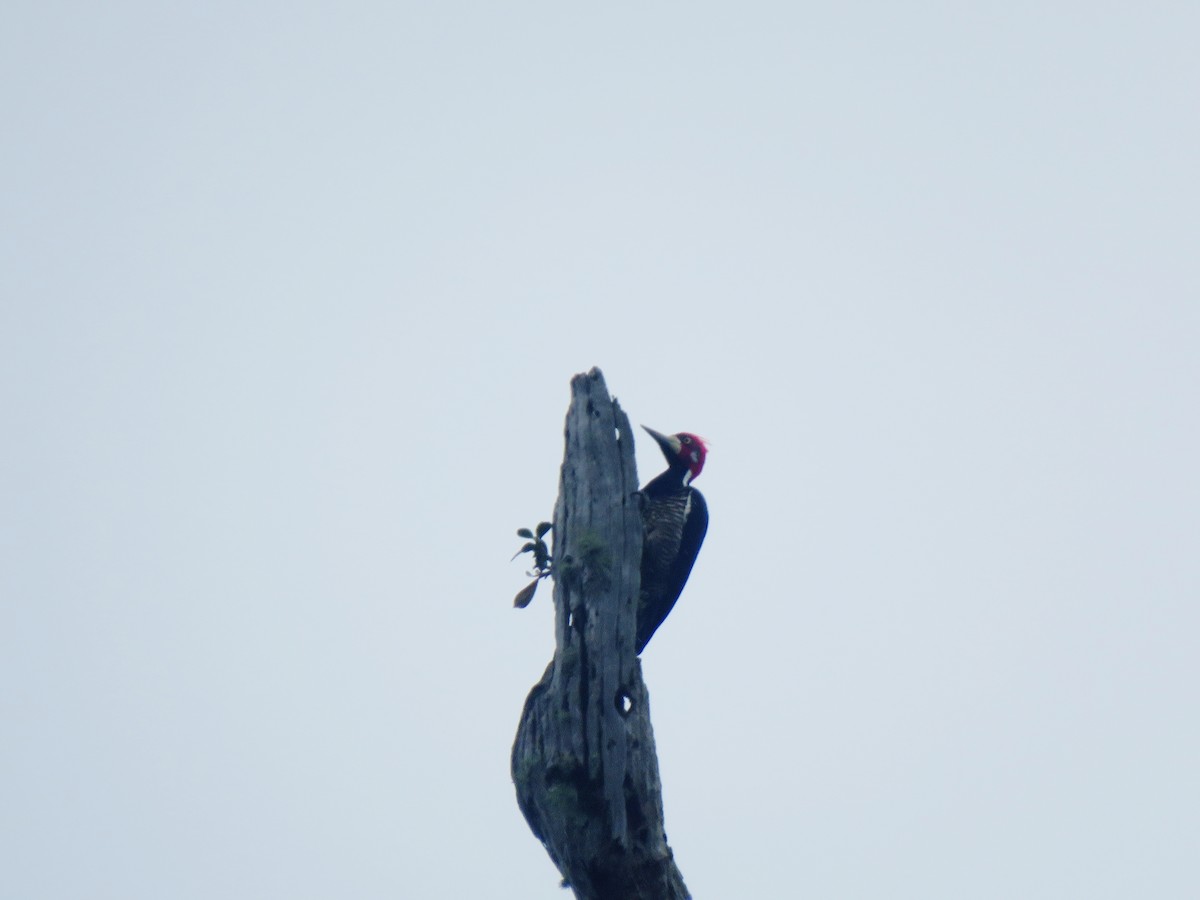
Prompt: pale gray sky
<box><xmin>2</xmin><ymin>3</ymin><xmax>1198</xmax><ymax>898</ymax></box>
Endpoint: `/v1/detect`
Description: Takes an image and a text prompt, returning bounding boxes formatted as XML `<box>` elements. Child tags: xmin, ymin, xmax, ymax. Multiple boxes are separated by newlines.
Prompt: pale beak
<box><xmin>641</xmin><ymin>425</ymin><xmax>682</xmax><ymax>458</ymax></box>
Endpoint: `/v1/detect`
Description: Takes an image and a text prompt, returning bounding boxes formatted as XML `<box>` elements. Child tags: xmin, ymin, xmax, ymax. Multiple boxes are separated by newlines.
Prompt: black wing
<box><xmin>636</xmin><ymin>488</ymin><xmax>708</xmax><ymax>653</ymax></box>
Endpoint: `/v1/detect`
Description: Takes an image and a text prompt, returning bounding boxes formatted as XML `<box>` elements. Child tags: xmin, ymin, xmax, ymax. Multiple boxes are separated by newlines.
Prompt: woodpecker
<box><xmin>637</xmin><ymin>426</ymin><xmax>709</xmax><ymax>653</ymax></box>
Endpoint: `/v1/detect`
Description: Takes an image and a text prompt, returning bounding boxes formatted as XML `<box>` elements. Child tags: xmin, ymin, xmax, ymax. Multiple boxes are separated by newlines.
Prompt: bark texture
<box><xmin>512</xmin><ymin>368</ymin><xmax>689</xmax><ymax>900</ymax></box>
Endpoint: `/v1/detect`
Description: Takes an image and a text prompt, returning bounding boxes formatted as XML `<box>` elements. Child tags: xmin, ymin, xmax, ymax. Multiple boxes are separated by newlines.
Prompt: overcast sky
<box><xmin>3</xmin><ymin>3</ymin><xmax>1198</xmax><ymax>898</ymax></box>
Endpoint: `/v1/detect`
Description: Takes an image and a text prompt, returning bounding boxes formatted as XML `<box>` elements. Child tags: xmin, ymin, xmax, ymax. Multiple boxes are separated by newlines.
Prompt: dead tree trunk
<box><xmin>512</xmin><ymin>368</ymin><xmax>690</xmax><ymax>900</ymax></box>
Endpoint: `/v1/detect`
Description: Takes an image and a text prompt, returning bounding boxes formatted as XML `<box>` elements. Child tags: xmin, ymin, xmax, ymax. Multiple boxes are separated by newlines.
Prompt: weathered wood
<box><xmin>512</xmin><ymin>368</ymin><xmax>689</xmax><ymax>900</ymax></box>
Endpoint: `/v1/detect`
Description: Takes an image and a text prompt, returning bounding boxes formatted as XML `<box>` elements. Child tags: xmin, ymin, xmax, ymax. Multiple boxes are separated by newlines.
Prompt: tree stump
<box><xmin>512</xmin><ymin>368</ymin><xmax>690</xmax><ymax>899</ymax></box>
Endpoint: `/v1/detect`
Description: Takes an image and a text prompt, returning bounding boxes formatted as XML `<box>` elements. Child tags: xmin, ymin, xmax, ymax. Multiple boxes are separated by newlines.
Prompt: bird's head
<box><xmin>642</xmin><ymin>426</ymin><xmax>708</xmax><ymax>485</ymax></box>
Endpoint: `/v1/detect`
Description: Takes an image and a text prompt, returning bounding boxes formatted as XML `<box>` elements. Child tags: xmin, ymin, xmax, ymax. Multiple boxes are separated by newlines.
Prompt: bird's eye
<box><xmin>680</xmin><ymin>435</ymin><xmax>691</xmax><ymax>444</ymax></box>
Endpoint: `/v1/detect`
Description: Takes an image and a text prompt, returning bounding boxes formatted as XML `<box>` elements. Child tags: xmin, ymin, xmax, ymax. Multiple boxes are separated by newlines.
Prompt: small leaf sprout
<box><xmin>511</xmin><ymin>522</ymin><xmax>553</xmax><ymax>608</ymax></box>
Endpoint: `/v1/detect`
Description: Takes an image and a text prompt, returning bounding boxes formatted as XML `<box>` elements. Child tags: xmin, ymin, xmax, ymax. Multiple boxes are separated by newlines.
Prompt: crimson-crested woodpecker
<box><xmin>636</xmin><ymin>426</ymin><xmax>709</xmax><ymax>654</ymax></box>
